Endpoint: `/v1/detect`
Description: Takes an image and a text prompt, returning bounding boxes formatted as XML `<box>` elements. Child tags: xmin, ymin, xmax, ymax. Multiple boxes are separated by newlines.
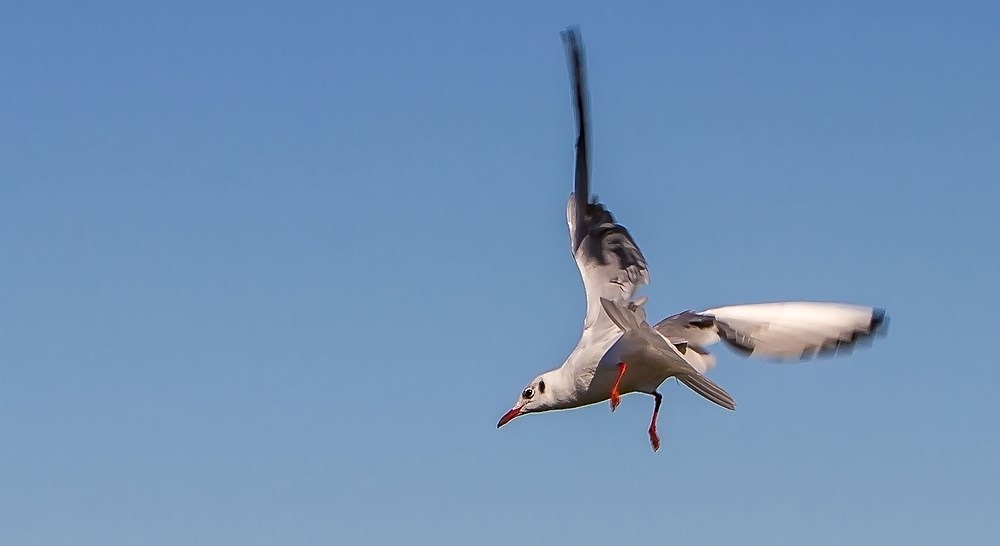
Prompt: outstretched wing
<box><xmin>654</xmin><ymin>302</ymin><xmax>888</xmax><ymax>371</ymax></box>
<box><xmin>562</xmin><ymin>27</ymin><xmax>649</xmax><ymax>330</ymax></box>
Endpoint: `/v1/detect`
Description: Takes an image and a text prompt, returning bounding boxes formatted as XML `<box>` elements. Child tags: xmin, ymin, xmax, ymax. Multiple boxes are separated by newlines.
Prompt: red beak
<box><xmin>496</xmin><ymin>408</ymin><xmax>522</xmax><ymax>428</ymax></box>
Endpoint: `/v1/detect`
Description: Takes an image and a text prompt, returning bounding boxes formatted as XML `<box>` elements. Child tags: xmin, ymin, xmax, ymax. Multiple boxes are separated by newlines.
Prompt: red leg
<box><xmin>648</xmin><ymin>391</ymin><xmax>663</xmax><ymax>452</ymax></box>
<box><xmin>610</xmin><ymin>362</ymin><xmax>627</xmax><ymax>412</ymax></box>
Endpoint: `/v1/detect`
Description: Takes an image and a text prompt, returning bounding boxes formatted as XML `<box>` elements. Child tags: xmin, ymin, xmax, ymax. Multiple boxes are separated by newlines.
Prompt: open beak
<box><xmin>496</xmin><ymin>407</ymin><xmax>522</xmax><ymax>428</ymax></box>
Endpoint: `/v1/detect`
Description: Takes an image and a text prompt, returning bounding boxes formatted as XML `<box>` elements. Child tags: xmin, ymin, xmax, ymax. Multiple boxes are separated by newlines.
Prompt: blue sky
<box><xmin>2</xmin><ymin>1</ymin><xmax>998</xmax><ymax>544</ymax></box>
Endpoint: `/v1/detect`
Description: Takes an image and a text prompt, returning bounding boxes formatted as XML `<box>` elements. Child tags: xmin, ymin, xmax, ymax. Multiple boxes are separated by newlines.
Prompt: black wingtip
<box><xmin>870</xmin><ymin>308</ymin><xmax>889</xmax><ymax>336</ymax></box>
<box><xmin>561</xmin><ymin>25</ymin><xmax>582</xmax><ymax>40</ymax></box>
<box><xmin>799</xmin><ymin>307</ymin><xmax>888</xmax><ymax>359</ymax></box>
<box><xmin>561</xmin><ymin>27</ymin><xmax>585</xmax><ymax>63</ymax></box>
<box><xmin>562</xmin><ymin>24</ymin><xmax>591</xmax><ymax>252</ymax></box>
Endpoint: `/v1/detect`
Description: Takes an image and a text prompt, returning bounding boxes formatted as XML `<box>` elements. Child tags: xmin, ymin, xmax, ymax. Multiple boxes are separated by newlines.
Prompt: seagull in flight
<box><xmin>495</xmin><ymin>28</ymin><xmax>887</xmax><ymax>451</ymax></box>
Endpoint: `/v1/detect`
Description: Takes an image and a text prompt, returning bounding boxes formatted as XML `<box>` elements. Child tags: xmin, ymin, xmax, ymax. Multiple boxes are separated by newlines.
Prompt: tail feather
<box><xmin>676</xmin><ymin>373</ymin><xmax>736</xmax><ymax>411</ymax></box>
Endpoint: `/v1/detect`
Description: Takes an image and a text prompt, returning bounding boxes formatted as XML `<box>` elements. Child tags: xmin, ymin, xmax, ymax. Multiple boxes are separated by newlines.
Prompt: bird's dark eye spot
<box><xmin>538</xmin><ymin>380</ymin><xmax>546</xmax><ymax>394</ymax></box>
<box><xmin>522</xmin><ymin>388</ymin><xmax>534</xmax><ymax>399</ymax></box>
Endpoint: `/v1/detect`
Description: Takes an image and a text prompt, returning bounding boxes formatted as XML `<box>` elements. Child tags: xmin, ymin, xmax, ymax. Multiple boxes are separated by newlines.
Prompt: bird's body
<box><xmin>496</xmin><ymin>27</ymin><xmax>887</xmax><ymax>451</ymax></box>
<box><xmin>549</xmin><ymin>301</ymin><xmax>714</xmax><ymax>406</ymax></box>
<box><xmin>543</xmin><ymin>323</ymin><xmax>673</xmax><ymax>410</ymax></box>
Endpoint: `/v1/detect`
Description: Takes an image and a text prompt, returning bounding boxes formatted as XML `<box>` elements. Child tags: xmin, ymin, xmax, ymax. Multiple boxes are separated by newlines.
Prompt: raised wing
<box><xmin>562</xmin><ymin>27</ymin><xmax>649</xmax><ymax>330</ymax></box>
<box><xmin>654</xmin><ymin>302</ymin><xmax>887</xmax><ymax>370</ymax></box>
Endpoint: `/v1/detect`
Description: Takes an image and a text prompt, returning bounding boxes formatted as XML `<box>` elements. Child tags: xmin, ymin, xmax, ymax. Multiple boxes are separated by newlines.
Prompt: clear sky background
<box><xmin>2</xmin><ymin>1</ymin><xmax>998</xmax><ymax>545</ymax></box>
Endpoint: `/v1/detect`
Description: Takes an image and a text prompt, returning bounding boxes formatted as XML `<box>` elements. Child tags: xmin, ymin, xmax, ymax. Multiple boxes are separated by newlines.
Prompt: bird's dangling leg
<box><xmin>648</xmin><ymin>391</ymin><xmax>663</xmax><ymax>452</ymax></box>
<box><xmin>610</xmin><ymin>361</ymin><xmax>627</xmax><ymax>412</ymax></box>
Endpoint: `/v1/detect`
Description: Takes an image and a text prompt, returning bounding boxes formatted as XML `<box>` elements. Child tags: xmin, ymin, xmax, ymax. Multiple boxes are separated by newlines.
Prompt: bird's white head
<box><xmin>496</xmin><ymin>371</ymin><xmax>563</xmax><ymax>428</ymax></box>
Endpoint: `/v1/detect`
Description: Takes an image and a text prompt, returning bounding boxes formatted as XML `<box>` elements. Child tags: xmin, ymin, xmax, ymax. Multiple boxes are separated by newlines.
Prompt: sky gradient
<box><xmin>2</xmin><ymin>1</ymin><xmax>999</xmax><ymax>545</ymax></box>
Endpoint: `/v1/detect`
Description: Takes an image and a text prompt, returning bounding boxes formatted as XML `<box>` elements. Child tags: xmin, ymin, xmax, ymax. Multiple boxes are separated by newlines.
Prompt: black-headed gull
<box><xmin>496</xmin><ymin>28</ymin><xmax>887</xmax><ymax>452</ymax></box>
